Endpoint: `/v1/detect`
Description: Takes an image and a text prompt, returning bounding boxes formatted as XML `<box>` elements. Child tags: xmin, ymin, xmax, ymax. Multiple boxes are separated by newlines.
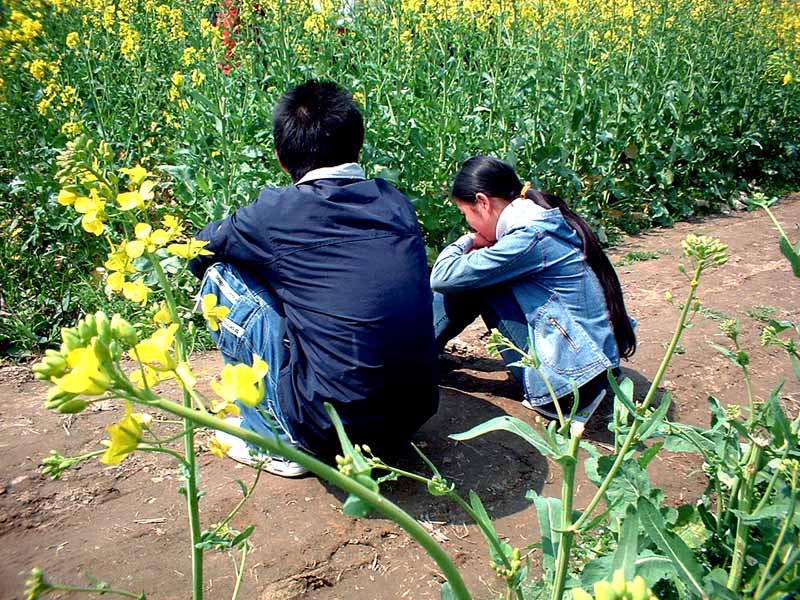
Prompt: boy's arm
<box><xmin>188</xmin><ymin>201</ymin><xmax>274</xmax><ymax>279</ymax></box>
<box><xmin>430</xmin><ymin>227</ymin><xmax>544</xmax><ymax>293</ymax></box>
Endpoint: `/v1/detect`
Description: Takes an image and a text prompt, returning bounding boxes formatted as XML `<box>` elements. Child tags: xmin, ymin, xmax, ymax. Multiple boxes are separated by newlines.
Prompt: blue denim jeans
<box><xmin>197</xmin><ymin>263</ymin><xmax>299</xmax><ymax>447</ymax></box>
<box><xmin>433</xmin><ymin>286</ymin><xmax>530</xmax><ymax>385</ymax></box>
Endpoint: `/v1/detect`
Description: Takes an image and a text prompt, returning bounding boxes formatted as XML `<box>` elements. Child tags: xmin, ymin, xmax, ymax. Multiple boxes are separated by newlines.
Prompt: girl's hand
<box><xmin>470</xmin><ymin>232</ymin><xmax>494</xmax><ymax>249</ymax></box>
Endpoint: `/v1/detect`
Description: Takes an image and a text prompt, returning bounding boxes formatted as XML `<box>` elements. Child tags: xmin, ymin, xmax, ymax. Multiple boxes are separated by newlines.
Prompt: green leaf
<box><xmin>529</xmin><ymin>490</ymin><xmax>561</xmax><ymax>575</ymax></box>
<box><xmin>440</xmin><ymin>582</ymin><xmax>456</xmax><ymax>600</ymax></box>
<box><xmin>638</xmin><ymin>392</ymin><xmax>672</xmax><ymax>441</ymax></box>
<box><xmin>638</xmin><ymin>441</ymin><xmax>664</xmax><ymax>469</ymax></box>
<box><xmin>608</xmin><ymin>373</ymin><xmax>638</xmax><ymax>417</ymax></box>
<box><xmin>342</xmin><ymin>494</ymin><xmax>371</xmax><ymax>518</ymax></box>
<box><xmin>779</xmin><ymin>235</ymin><xmax>800</xmax><ymax>278</ymax></box>
<box><xmin>468</xmin><ymin>491</ymin><xmax>510</xmax><ymax>563</ymax></box>
<box><xmin>230</xmin><ymin>524</ymin><xmax>255</xmax><ymax>547</ymax></box>
<box><xmin>637</xmin><ymin>497</ymin><xmax>708</xmax><ymax>597</ymax></box>
<box><xmin>612</xmin><ymin>505</ymin><xmax>639</xmax><ymax>579</ymax></box>
<box><xmin>450</xmin><ymin>416</ymin><xmax>558</xmax><ymax>458</ymax></box>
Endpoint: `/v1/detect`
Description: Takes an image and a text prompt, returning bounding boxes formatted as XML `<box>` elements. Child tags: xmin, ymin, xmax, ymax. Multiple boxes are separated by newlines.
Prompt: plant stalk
<box><xmin>550</xmin><ymin>428</ymin><xmax>583</xmax><ymax>600</ymax></box>
<box><xmin>727</xmin><ymin>444</ymin><xmax>762</xmax><ymax>591</ymax></box>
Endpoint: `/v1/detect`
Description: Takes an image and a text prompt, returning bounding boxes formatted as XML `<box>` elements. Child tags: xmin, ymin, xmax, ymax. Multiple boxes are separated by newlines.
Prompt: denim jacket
<box><xmin>430</xmin><ymin>199</ymin><xmax>625</xmax><ymax>403</ymax></box>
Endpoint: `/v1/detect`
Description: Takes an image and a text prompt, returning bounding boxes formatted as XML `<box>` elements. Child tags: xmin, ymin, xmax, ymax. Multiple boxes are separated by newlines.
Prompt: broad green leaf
<box><xmin>230</xmin><ymin>524</ymin><xmax>255</xmax><ymax>547</ymax></box>
<box><xmin>342</xmin><ymin>494</ymin><xmax>371</xmax><ymax>517</ymax></box>
<box><xmin>450</xmin><ymin>415</ymin><xmax>558</xmax><ymax>458</ymax></box>
<box><xmin>765</xmin><ymin>384</ymin><xmax>792</xmax><ymax>447</ymax></box>
<box><xmin>638</xmin><ymin>392</ymin><xmax>672</xmax><ymax>441</ymax></box>
<box><xmin>612</xmin><ymin>505</ymin><xmax>639</xmax><ymax>579</ymax></box>
<box><xmin>529</xmin><ymin>490</ymin><xmax>561</xmax><ymax>575</ymax></box>
<box><xmin>779</xmin><ymin>235</ymin><xmax>800</xmax><ymax>278</ymax></box>
<box><xmin>638</xmin><ymin>441</ymin><xmax>664</xmax><ymax>469</ymax></box>
<box><xmin>673</xmin><ymin>505</ymin><xmax>710</xmax><ymax>549</ymax></box>
<box><xmin>637</xmin><ymin>497</ymin><xmax>707</xmax><ymax>598</ymax></box>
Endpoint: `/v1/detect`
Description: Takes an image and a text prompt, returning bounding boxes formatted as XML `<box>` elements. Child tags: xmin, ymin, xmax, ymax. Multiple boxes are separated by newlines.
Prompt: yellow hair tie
<box><xmin>519</xmin><ymin>181</ymin><xmax>532</xmax><ymax>199</ymax></box>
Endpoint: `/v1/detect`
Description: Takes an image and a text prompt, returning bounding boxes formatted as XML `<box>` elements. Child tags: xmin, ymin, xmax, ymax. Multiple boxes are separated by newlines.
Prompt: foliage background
<box><xmin>1</xmin><ymin>0</ymin><xmax>799</xmax><ymax>356</ymax></box>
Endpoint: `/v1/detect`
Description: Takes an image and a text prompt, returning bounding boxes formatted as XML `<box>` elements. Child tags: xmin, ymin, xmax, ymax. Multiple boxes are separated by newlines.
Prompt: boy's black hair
<box><xmin>272</xmin><ymin>80</ymin><xmax>364</xmax><ymax>182</ymax></box>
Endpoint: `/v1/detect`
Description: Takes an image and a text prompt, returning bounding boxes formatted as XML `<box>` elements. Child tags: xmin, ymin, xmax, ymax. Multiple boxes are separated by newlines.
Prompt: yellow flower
<box><xmin>201</xmin><ymin>294</ymin><xmax>229</xmax><ymax>331</ymax></box>
<box><xmin>120</xmin><ymin>165</ymin><xmax>150</xmax><ymax>186</ymax></box>
<box><xmin>100</xmin><ymin>402</ymin><xmax>150</xmax><ymax>465</ymax></box>
<box><xmin>209</xmin><ymin>435</ymin><xmax>231</xmax><ymax>459</ymax></box>
<box><xmin>74</xmin><ymin>189</ymin><xmax>104</xmax><ymax>215</ymax></box>
<box><xmin>122</xmin><ymin>278</ymin><xmax>151</xmax><ymax>306</ymax></box>
<box><xmin>51</xmin><ymin>343</ymin><xmax>111</xmax><ymax>396</ymax></box>
<box><xmin>162</xmin><ymin>214</ymin><xmax>184</xmax><ymax>239</ymax></box>
<box><xmin>57</xmin><ymin>188</ymin><xmax>79</xmax><ymax>206</ymax></box>
<box><xmin>353</xmin><ymin>90</ymin><xmax>366</xmax><ymax>105</ymax></box>
<box><xmin>210</xmin><ymin>398</ymin><xmax>240</xmax><ymax>417</ymax></box>
<box><xmin>175</xmin><ymin>362</ymin><xmax>196</xmax><ymax>390</ymax></box>
<box><xmin>81</xmin><ymin>212</ymin><xmax>105</xmax><ymax>236</ymax></box>
<box><xmin>126</xmin><ymin>222</ymin><xmax>170</xmax><ymax>257</ymax></box>
<box><xmin>211</xmin><ymin>355</ymin><xmax>269</xmax><ymax>407</ymax></box>
<box><xmin>171</xmin><ymin>71</ymin><xmax>184</xmax><ymax>87</ymax></box>
<box><xmin>152</xmin><ymin>301</ymin><xmax>173</xmax><ymax>324</ymax></box>
<box><xmin>107</xmin><ymin>270</ymin><xmax>126</xmax><ymax>292</ymax></box>
<box><xmin>784</xmin><ymin>72</ymin><xmax>794</xmax><ymax>85</ymax></box>
<box><xmin>66</xmin><ymin>31</ymin><xmax>79</xmax><ymax>49</ymax></box>
<box><xmin>304</xmin><ymin>12</ymin><xmax>325</xmax><ymax>35</ymax></box>
<box><xmin>130</xmin><ymin>364</ymin><xmax>171</xmax><ymax>389</ymax></box>
<box><xmin>117</xmin><ymin>180</ymin><xmax>155</xmax><ymax>211</ymax></box>
<box><xmin>60</xmin><ymin>121</ymin><xmax>82</xmax><ymax>138</ymax></box>
<box><xmin>182</xmin><ymin>46</ymin><xmax>200</xmax><ymax>66</ymax></box>
<box><xmin>168</xmin><ymin>238</ymin><xmax>212</xmax><ymax>259</ymax></box>
<box><xmin>130</xmin><ymin>323</ymin><xmax>179</xmax><ymax>369</ymax></box>
<box><xmin>190</xmin><ymin>68</ymin><xmax>205</xmax><ymax>87</ymax></box>
<box><xmin>28</xmin><ymin>58</ymin><xmax>47</xmax><ymax>81</ymax></box>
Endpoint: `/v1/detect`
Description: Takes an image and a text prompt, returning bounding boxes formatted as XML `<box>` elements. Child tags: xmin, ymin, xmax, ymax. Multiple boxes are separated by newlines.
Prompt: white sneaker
<box><xmin>215</xmin><ymin>418</ymin><xmax>309</xmax><ymax>478</ymax></box>
<box><xmin>522</xmin><ymin>389</ymin><xmax>607</xmax><ymax>424</ymax></box>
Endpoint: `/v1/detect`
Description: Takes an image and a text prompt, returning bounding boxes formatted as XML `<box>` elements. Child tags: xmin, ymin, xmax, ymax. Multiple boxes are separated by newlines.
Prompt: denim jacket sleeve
<box><xmin>188</xmin><ymin>200</ymin><xmax>275</xmax><ymax>279</ymax></box>
<box><xmin>430</xmin><ymin>227</ymin><xmax>545</xmax><ymax>293</ymax></box>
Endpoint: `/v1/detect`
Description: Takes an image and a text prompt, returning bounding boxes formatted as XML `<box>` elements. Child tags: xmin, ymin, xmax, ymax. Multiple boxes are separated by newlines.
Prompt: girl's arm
<box><xmin>430</xmin><ymin>227</ymin><xmax>544</xmax><ymax>293</ymax></box>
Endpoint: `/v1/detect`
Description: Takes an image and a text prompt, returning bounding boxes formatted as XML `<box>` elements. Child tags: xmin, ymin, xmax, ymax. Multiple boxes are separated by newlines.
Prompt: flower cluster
<box><xmin>573</xmin><ymin>570</ymin><xmax>658</xmax><ymax>600</ymax></box>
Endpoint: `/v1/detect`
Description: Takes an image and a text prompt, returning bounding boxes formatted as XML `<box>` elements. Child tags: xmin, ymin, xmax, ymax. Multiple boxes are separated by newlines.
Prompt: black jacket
<box><xmin>189</xmin><ymin>176</ymin><xmax>439</xmax><ymax>456</ymax></box>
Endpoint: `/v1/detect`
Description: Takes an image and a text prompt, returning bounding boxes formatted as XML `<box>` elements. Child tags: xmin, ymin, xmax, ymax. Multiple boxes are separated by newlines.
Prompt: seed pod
<box><xmin>58</xmin><ymin>398</ymin><xmax>88</xmax><ymax>414</ymax></box>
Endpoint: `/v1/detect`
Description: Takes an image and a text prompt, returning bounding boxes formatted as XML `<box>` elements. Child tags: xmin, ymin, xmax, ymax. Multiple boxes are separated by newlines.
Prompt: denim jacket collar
<box><xmin>496</xmin><ymin>198</ymin><xmax>560</xmax><ymax>240</ymax></box>
<box><xmin>296</xmin><ymin>163</ymin><xmax>366</xmax><ymax>184</ymax></box>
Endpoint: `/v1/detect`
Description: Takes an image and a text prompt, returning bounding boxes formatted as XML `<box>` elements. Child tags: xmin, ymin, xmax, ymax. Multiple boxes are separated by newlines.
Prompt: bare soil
<box><xmin>1</xmin><ymin>196</ymin><xmax>799</xmax><ymax>600</ymax></box>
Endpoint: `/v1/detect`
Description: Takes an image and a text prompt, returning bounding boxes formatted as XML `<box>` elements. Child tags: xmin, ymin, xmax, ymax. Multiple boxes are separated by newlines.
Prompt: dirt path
<box><xmin>1</xmin><ymin>196</ymin><xmax>798</xmax><ymax>600</ymax></box>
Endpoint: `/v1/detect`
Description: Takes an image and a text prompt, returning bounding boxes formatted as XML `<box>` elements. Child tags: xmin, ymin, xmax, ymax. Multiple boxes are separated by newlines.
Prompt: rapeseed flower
<box><xmin>785</xmin><ymin>72</ymin><xmax>794</xmax><ymax>85</ymax></box>
<box><xmin>66</xmin><ymin>31</ymin><xmax>79</xmax><ymax>49</ymax></box>
<box><xmin>211</xmin><ymin>355</ymin><xmax>269</xmax><ymax>407</ymax></box>
<box><xmin>117</xmin><ymin>179</ymin><xmax>155</xmax><ymax>211</ymax></box>
<box><xmin>130</xmin><ymin>323</ymin><xmax>179</xmax><ymax>370</ymax></box>
<box><xmin>209</xmin><ymin>435</ymin><xmax>231</xmax><ymax>459</ymax></box>
<box><xmin>100</xmin><ymin>402</ymin><xmax>151</xmax><ymax>465</ymax></box>
<box><xmin>51</xmin><ymin>342</ymin><xmax>111</xmax><ymax>396</ymax></box>
<box><xmin>122</xmin><ymin>278</ymin><xmax>151</xmax><ymax>306</ymax></box>
<box><xmin>201</xmin><ymin>294</ymin><xmax>229</xmax><ymax>331</ymax></box>
<box><xmin>28</xmin><ymin>58</ymin><xmax>47</xmax><ymax>81</ymax></box>
<box><xmin>120</xmin><ymin>165</ymin><xmax>150</xmax><ymax>186</ymax></box>
<box><xmin>57</xmin><ymin>188</ymin><xmax>79</xmax><ymax>206</ymax></box>
<box><xmin>152</xmin><ymin>301</ymin><xmax>173</xmax><ymax>324</ymax></box>
<box><xmin>162</xmin><ymin>214</ymin><xmax>185</xmax><ymax>239</ymax></box>
<box><xmin>210</xmin><ymin>398</ymin><xmax>240</xmax><ymax>417</ymax></box>
<box><xmin>167</xmin><ymin>238</ymin><xmax>212</xmax><ymax>259</ymax></box>
<box><xmin>304</xmin><ymin>12</ymin><xmax>325</xmax><ymax>35</ymax></box>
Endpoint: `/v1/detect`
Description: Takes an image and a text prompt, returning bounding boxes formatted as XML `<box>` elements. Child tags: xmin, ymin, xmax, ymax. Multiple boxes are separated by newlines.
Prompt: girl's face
<box><xmin>454</xmin><ymin>193</ymin><xmax>509</xmax><ymax>243</ymax></box>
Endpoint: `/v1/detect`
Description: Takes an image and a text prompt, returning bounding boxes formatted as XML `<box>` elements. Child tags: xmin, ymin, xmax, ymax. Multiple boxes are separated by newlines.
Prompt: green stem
<box><xmin>146</xmin><ymin>395</ymin><xmax>472</xmax><ymax>600</ymax></box>
<box><xmin>135</xmin><ymin>445</ymin><xmax>190</xmax><ymax>468</ymax></box>
<box><xmin>550</xmin><ymin>427</ymin><xmax>583</xmax><ymax>600</ymax></box>
<box><xmin>210</xmin><ymin>469</ymin><xmax>262</xmax><ymax>540</ymax></box>
<box><xmin>727</xmin><ymin>444</ymin><xmax>762</xmax><ymax>591</ymax></box>
<box><xmin>572</xmin><ymin>264</ymin><xmax>703</xmax><ymax>532</ymax></box>
<box><xmin>148</xmin><ymin>253</ymin><xmax>203</xmax><ymax>600</ymax></box>
<box><xmin>230</xmin><ymin>543</ymin><xmax>248</xmax><ymax>600</ymax></box>
<box><xmin>48</xmin><ymin>583</ymin><xmax>143</xmax><ymax>598</ymax></box>
<box><xmin>753</xmin><ymin>468</ymin><xmax>797</xmax><ymax>597</ymax></box>
<box><xmin>756</xmin><ymin>546</ymin><xmax>800</xmax><ymax>600</ymax></box>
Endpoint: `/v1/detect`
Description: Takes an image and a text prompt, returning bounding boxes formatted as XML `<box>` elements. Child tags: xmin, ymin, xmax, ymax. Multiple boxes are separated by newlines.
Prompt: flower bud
<box><xmin>111</xmin><ymin>313</ymin><xmax>138</xmax><ymax>345</ymax></box>
<box><xmin>629</xmin><ymin>576</ymin><xmax>649</xmax><ymax>600</ymax></box>
<box><xmin>94</xmin><ymin>337</ymin><xmax>112</xmax><ymax>365</ymax></box>
<box><xmin>611</xmin><ymin>569</ymin><xmax>627</xmax><ymax>595</ymax></box>
<box><xmin>58</xmin><ymin>398</ymin><xmax>88</xmax><ymax>414</ymax></box>
<box><xmin>45</xmin><ymin>386</ymin><xmax>76</xmax><ymax>409</ymax></box>
<box><xmin>78</xmin><ymin>314</ymin><xmax>97</xmax><ymax>340</ymax></box>
<box><xmin>109</xmin><ymin>340</ymin><xmax>122</xmax><ymax>361</ymax></box>
<box><xmin>593</xmin><ymin>580</ymin><xmax>615</xmax><ymax>600</ymax></box>
<box><xmin>95</xmin><ymin>311</ymin><xmax>111</xmax><ymax>344</ymax></box>
<box><xmin>61</xmin><ymin>327</ymin><xmax>82</xmax><ymax>351</ymax></box>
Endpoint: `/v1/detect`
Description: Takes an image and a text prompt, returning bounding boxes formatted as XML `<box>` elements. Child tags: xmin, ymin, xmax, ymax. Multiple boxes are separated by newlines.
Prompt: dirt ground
<box><xmin>1</xmin><ymin>196</ymin><xmax>799</xmax><ymax>600</ymax></box>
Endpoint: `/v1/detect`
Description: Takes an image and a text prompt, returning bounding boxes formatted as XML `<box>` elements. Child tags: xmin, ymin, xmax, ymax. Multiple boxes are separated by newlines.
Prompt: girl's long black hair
<box><xmin>452</xmin><ymin>155</ymin><xmax>636</xmax><ymax>359</ymax></box>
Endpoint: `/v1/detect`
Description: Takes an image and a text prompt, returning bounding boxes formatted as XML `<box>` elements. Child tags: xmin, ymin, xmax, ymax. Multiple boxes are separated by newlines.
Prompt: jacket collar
<box><xmin>296</xmin><ymin>162</ymin><xmax>366</xmax><ymax>184</ymax></box>
<box><xmin>496</xmin><ymin>198</ymin><xmax>558</xmax><ymax>239</ymax></box>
